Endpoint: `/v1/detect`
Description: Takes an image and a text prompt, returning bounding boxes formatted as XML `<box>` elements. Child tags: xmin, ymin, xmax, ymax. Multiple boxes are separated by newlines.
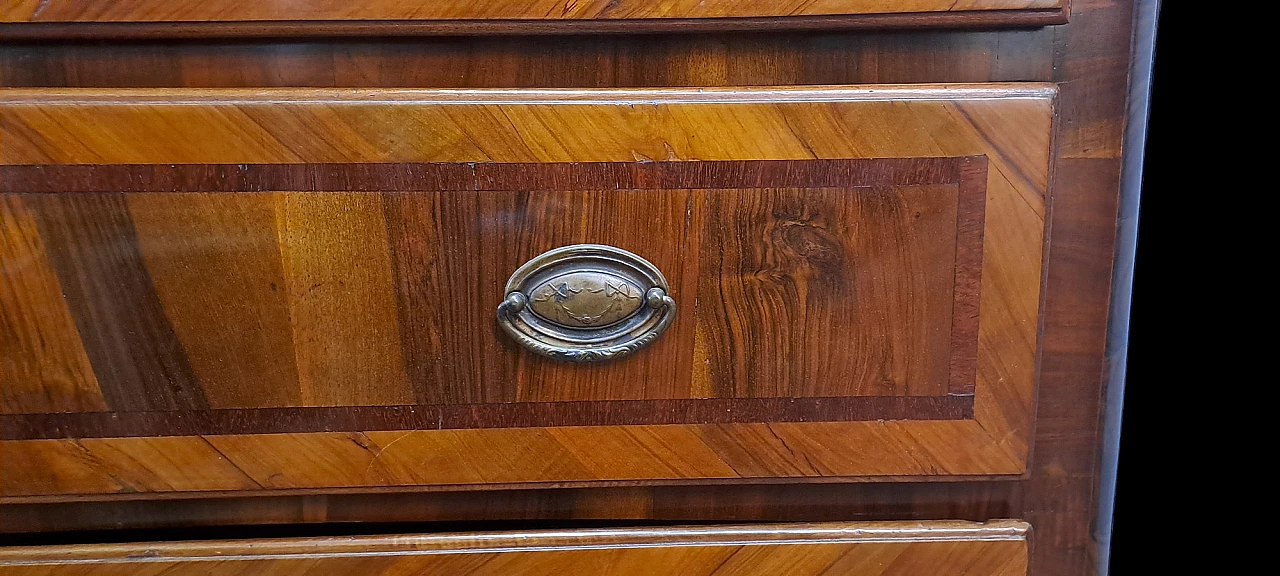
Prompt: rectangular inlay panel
<box><xmin>0</xmin><ymin>86</ymin><xmax>1052</xmax><ymax>496</ymax></box>
<box><xmin>1</xmin><ymin>158</ymin><xmax>985</xmax><ymax>440</ymax></box>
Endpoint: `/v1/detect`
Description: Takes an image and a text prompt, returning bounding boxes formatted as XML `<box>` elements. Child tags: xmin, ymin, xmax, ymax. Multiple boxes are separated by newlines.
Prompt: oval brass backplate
<box><xmin>496</xmin><ymin>244</ymin><xmax>676</xmax><ymax>362</ymax></box>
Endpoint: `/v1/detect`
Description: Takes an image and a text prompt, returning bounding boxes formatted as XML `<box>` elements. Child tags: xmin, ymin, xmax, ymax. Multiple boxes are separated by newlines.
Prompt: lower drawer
<box><xmin>0</xmin><ymin>521</ymin><xmax>1029</xmax><ymax>575</ymax></box>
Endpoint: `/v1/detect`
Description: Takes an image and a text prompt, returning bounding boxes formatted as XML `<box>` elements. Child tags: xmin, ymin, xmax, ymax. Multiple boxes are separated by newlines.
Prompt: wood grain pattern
<box><xmin>0</xmin><ymin>420</ymin><xmax>1024</xmax><ymax>498</ymax></box>
<box><xmin>0</xmin><ymin>7</ymin><xmax>1141</xmax><ymax>573</ymax></box>
<box><xmin>21</xmin><ymin>195</ymin><xmax>206</xmax><ymax>412</ymax></box>
<box><xmin>0</xmin><ymin>521</ymin><xmax>1030</xmax><ymax>576</ymax></box>
<box><xmin>278</xmin><ymin>192</ymin><xmax>414</xmax><ymax>406</ymax></box>
<box><xmin>0</xmin><ymin>197</ymin><xmax>105</xmax><ymax>414</ymax></box>
<box><xmin>0</xmin><ymin>87</ymin><xmax>1055</xmax><ymax>165</ymax></box>
<box><xmin>0</xmin><ymin>436</ymin><xmax>261</xmax><ymax>495</ymax></box>
<box><xmin>383</xmin><ymin>187</ymin><xmax>694</xmax><ymax>405</ymax></box>
<box><xmin>694</xmin><ymin>184</ymin><xmax>962</xmax><ymax>398</ymax></box>
<box><xmin>1028</xmin><ymin>1</ymin><xmax>1136</xmax><ymax>572</ymax></box>
<box><xmin>0</xmin><ymin>158</ymin><xmax>983</xmax><ymax>417</ymax></box>
<box><xmin>0</xmin><ymin>87</ymin><xmax>1051</xmax><ymax>497</ymax></box>
<box><xmin>1</xmin><ymin>0</ymin><xmax>1063</xmax><ymax>21</ymax></box>
<box><xmin>125</xmin><ymin>193</ymin><xmax>301</xmax><ymax>409</ymax></box>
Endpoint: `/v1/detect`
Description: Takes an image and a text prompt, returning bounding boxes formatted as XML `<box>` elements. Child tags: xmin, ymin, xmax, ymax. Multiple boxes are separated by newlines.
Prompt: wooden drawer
<box><xmin>0</xmin><ymin>521</ymin><xmax>1030</xmax><ymax>575</ymax></box>
<box><xmin>0</xmin><ymin>85</ymin><xmax>1053</xmax><ymax>499</ymax></box>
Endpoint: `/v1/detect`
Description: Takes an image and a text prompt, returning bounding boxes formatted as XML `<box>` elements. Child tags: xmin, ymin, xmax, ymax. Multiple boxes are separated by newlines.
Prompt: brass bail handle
<box><xmin>496</xmin><ymin>244</ymin><xmax>676</xmax><ymax>362</ymax></box>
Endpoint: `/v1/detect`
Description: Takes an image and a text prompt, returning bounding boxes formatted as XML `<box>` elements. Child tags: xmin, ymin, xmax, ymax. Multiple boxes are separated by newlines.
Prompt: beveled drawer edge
<box><xmin>0</xmin><ymin>83</ymin><xmax>1059</xmax><ymax>108</ymax></box>
<box><xmin>0</xmin><ymin>520</ymin><xmax>1029</xmax><ymax>564</ymax></box>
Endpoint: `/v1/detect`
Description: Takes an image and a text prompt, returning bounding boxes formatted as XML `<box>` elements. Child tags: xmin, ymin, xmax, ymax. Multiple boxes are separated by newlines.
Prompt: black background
<box><xmin>1108</xmin><ymin>3</ymin><xmax>1171</xmax><ymax>572</ymax></box>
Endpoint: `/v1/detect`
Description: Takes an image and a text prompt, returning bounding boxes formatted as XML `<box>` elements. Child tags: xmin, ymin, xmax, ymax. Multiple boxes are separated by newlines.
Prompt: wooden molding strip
<box><xmin>0</xmin><ymin>11</ymin><xmax>1067</xmax><ymax>40</ymax></box>
<box><xmin>0</xmin><ymin>520</ymin><xmax>1030</xmax><ymax>564</ymax></box>
<box><xmin>2</xmin><ymin>0</ymin><xmax>1065</xmax><ymax>22</ymax></box>
<box><xmin>0</xmin><ymin>84</ymin><xmax>1058</xmax><ymax>106</ymax></box>
<box><xmin>0</xmin><ymin>0</ymin><xmax>1067</xmax><ymax>39</ymax></box>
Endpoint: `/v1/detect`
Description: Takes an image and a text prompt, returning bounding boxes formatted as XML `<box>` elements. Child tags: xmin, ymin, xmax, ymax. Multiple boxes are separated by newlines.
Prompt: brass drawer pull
<box><xmin>496</xmin><ymin>244</ymin><xmax>675</xmax><ymax>362</ymax></box>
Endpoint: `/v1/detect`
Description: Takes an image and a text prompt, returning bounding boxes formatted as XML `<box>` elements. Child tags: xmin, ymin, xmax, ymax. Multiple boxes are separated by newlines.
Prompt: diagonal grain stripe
<box><xmin>0</xmin><ymin>196</ymin><xmax>106</xmax><ymax>413</ymax></box>
<box><xmin>24</xmin><ymin>194</ymin><xmax>206</xmax><ymax>411</ymax></box>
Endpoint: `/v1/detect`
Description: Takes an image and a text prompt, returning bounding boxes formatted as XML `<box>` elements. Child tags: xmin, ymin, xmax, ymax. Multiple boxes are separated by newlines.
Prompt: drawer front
<box><xmin>0</xmin><ymin>86</ymin><xmax>1053</xmax><ymax>498</ymax></box>
<box><xmin>0</xmin><ymin>521</ymin><xmax>1030</xmax><ymax>575</ymax></box>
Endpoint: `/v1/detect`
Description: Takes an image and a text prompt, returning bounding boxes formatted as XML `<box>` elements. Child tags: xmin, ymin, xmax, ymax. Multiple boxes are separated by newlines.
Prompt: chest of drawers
<box><xmin>0</xmin><ymin>2</ymin><xmax>1152</xmax><ymax>573</ymax></box>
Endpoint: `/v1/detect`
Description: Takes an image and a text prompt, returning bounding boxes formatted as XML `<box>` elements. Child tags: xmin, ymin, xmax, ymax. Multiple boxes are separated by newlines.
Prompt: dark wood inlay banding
<box><xmin>0</xmin><ymin>159</ymin><xmax>967</xmax><ymax>194</ymax></box>
<box><xmin>947</xmin><ymin>157</ymin><xmax>989</xmax><ymax>396</ymax></box>
<box><xmin>0</xmin><ymin>396</ymin><xmax>973</xmax><ymax>440</ymax></box>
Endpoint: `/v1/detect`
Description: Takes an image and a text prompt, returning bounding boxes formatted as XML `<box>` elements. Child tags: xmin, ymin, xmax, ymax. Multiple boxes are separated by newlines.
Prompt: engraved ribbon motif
<box><xmin>496</xmin><ymin>245</ymin><xmax>675</xmax><ymax>362</ymax></box>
